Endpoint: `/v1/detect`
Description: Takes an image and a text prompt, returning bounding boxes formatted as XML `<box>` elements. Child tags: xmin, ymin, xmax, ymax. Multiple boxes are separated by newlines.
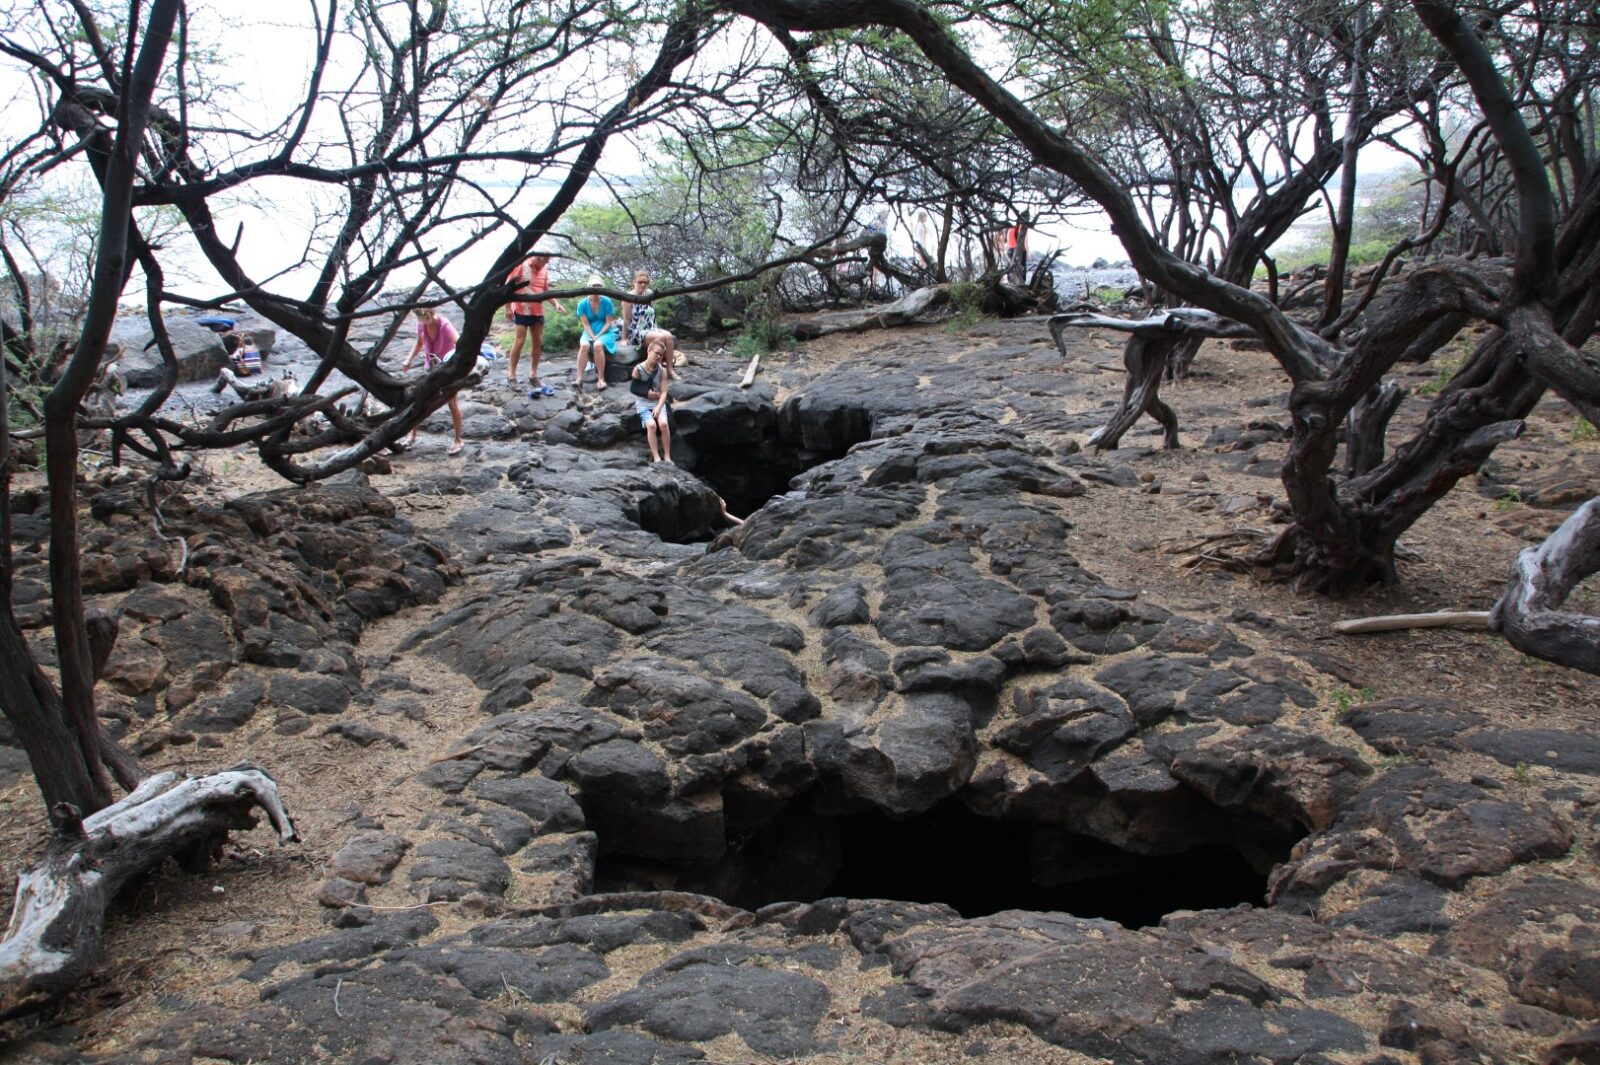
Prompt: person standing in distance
<box><xmin>506</xmin><ymin>252</ymin><xmax>565</xmax><ymax>393</ymax></box>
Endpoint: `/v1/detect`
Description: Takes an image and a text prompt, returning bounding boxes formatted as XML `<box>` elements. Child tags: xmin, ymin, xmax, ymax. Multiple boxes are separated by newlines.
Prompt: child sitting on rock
<box><xmin>210</xmin><ymin>331</ymin><xmax>264</xmax><ymax>394</ymax></box>
<box><xmin>230</xmin><ymin>331</ymin><xmax>262</xmax><ymax>376</ymax></box>
<box><xmin>630</xmin><ymin>333</ymin><xmax>674</xmax><ymax>463</ymax></box>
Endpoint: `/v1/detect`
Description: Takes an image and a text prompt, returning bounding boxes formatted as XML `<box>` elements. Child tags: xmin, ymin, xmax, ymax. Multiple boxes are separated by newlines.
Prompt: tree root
<box><xmin>1160</xmin><ymin>528</ymin><xmax>1275</xmax><ymax>572</ymax></box>
<box><xmin>0</xmin><ymin>764</ymin><xmax>298</xmax><ymax>1020</ymax></box>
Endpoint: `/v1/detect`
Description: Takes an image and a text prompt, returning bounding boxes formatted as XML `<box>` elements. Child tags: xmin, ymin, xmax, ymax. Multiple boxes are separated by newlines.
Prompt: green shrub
<box><xmin>730</xmin><ymin>315</ymin><xmax>791</xmax><ymax>358</ymax></box>
<box><xmin>942</xmin><ymin>281</ymin><xmax>990</xmax><ymax>332</ymax></box>
<box><xmin>533</xmin><ymin>307</ymin><xmax>583</xmax><ymax>353</ymax></box>
<box><xmin>730</xmin><ymin>283</ymin><xmax>790</xmax><ymax>356</ymax></box>
<box><xmin>729</xmin><ymin>331</ymin><xmax>770</xmax><ymax>359</ymax></box>
<box><xmin>1419</xmin><ymin>336</ymin><xmax>1472</xmax><ymax>396</ymax></box>
<box><xmin>1328</xmin><ymin>687</ymin><xmax>1375</xmax><ymax>713</ymax></box>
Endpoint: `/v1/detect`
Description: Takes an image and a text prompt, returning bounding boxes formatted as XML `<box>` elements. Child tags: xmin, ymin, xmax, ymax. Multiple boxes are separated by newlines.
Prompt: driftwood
<box><xmin>1050</xmin><ymin>309</ymin><xmax>1259</xmax><ymax>451</ymax></box>
<box><xmin>1490</xmin><ymin>497</ymin><xmax>1600</xmax><ymax>674</ymax></box>
<box><xmin>738</xmin><ymin>352</ymin><xmax>761</xmax><ymax>388</ymax></box>
<box><xmin>0</xmin><ymin>764</ymin><xmax>298</xmax><ymax>1019</ymax></box>
<box><xmin>789</xmin><ymin>284</ymin><xmax>954</xmax><ymax>339</ymax></box>
<box><xmin>1334</xmin><ymin>610</ymin><xmax>1492</xmax><ymax>634</ymax></box>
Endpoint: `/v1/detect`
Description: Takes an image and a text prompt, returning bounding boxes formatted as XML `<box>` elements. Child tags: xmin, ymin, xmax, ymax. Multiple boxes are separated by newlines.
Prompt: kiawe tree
<box><xmin>724</xmin><ymin>0</ymin><xmax>1600</xmax><ymax>669</ymax></box>
<box><xmin>0</xmin><ymin>0</ymin><xmax>773</xmax><ymax>1015</ymax></box>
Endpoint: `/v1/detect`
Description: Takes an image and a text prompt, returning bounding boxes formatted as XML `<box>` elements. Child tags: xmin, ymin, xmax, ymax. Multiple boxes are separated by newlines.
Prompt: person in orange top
<box><xmin>506</xmin><ymin>253</ymin><xmax>566</xmax><ymax>392</ymax></box>
<box><xmin>1005</xmin><ymin>214</ymin><xmax>1029</xmax><ymax>284</ymax></box>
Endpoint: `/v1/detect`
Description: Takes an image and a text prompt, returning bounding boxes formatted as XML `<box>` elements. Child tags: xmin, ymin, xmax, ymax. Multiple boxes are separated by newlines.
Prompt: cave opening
<box><xmin>685</xmin><ymin>441</ymin><xmax>846</xmax><ymax>521</ymax></box>
<box><xmin>630</xmin><ymin>400</ymin><xmax>874</xmax><ymax>541</ymax></box>
<box><xmin>592</xmin><ymin>795</ymin><xmax>1299</xmax><ymax>929</ymax></box>
<box><xmin>630</xmin><ymin>480</ymin><xmax>723</xmax><ymax>545</ymax></box>
<box><xmin>675</xmin><ymin>400</ymin><xmax>873</xmax><ymax>519</ymax></box>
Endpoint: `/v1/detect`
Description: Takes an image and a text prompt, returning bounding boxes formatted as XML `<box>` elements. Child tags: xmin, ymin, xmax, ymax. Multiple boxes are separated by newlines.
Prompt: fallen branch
<box><xmin>738</xmin><ymin>352</ymin><xmax>761</xmax><ymax>388</ymax></box>
<box><xmin>1334</xmin><ymin>610</ymin><xmax>1493</xmax><ymax>635</ymax></box>
<box><xmin>1159</xmin><ymin>528</ymin><xmax>1272</xmax><ymax>571</ymax></box>
<box><xmin>788</xmin><ymin>284</ymin><xmax>954</xmax><ymax>339</ymax></box>
<box><xmin>0</xmin><ymin>764</ymin><xmax>298</xmax><ymax>1020</ymax></box>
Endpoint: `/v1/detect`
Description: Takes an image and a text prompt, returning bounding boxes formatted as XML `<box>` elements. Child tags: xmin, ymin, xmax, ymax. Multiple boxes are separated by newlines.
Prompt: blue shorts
<box><xmin>637</xmin><ymin>403</ymin><xmax>665</xmax><ymax>428</ymax></box>
<box><xmin>513</xmin><ymin>313</ymin><xmax>544</xmax><ymax>327</ymax></box>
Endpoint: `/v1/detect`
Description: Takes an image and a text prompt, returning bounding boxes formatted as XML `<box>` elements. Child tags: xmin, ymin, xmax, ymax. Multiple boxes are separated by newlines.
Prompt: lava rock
<box><xmin>408</xmin><ymin>839</ymin><xmax>513</xmax><ymax>900</ymax></box>
<box><xmin>471</xmin><ymin>775</ymin><xmax>587</xmax><ymax>833</ymax></box>
<box><xmin>586</xmin><ymin>959</ymin><xmax>829</xmax><ymax>1058</ymax></box>
<box><xmin>330</xmin><ymin>833</ymin><xmax>412</xmax><ymax>886</ymax></box>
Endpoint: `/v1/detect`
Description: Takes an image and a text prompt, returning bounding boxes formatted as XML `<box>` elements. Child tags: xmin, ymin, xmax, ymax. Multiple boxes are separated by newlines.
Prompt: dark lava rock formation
<box><xmin>7</xmin><ymin>320</ymin><xmax>1600</xmax><ymax>1064</ymax></box>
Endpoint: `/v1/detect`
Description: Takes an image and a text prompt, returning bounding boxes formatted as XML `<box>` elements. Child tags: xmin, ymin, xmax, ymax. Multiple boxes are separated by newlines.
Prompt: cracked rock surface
<box><xmin>4</xmin><ymin>318</ymin><xmax>1599</xmax><ymax>1064</ymax></box>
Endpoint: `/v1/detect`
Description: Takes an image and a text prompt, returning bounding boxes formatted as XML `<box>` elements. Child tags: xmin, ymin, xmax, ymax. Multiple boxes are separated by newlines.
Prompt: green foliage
<box><xmin>540</xmin><ymin>309</ymin><xmax>583</xmax><ymax>353</ymax></box>
<box><xmin>1270</xmin><ymin>237</ymin><xmax>1396</xmax><ymax>276</ymax></box>
<box><xmin>1419</xmin><ymin>337</ymin><xmax>1472</xmax><ymax>397</ymax></box>
<box><xmin>1327</xmin><ymin>687</ymin><xmax>1375</xmax><ymax>713</ymax></box>
<box><xmin>556</xmin><ymin>203</ymin><xmax>639</xmax><ymax>283</ymax></box>
<box><xmin>557</xmin><ymin>140</ymin><xmax>779</xmax><ymax>299</ymax></box>
<box><xmin>1354</xmin><ymin>172</ymin><xmax>1439</xmax><ymax>247</ymax></box>
<box><xmin>1568</xmin><ymin>418</ymin><xmax>1597</xmax><ymax>443</ymax></box>
<box><xmin>729</xmin><ymin>330</ymin><xmax>772</xmax><ymax>359</ymax></box>
<box><xmin>1493</xmin><ymin>487</ymin><xmax>1523</xmax><ymax>512</ymax></box>
<box><xmin>943</xmin><ymin>281</ymin><xmax>990</xmax><ymax>332</ymax></box>
<box><xmin>731</xmin><ymin>283</ymin><xmax>790</xmax><ymax>356</ymax></box>
<box><xmin>0</xmin><ymin>179</ymin><xmax>109</xmax><ymax>432</ymax></box>
<box><xmin>1271</xmin><ymin>170</ymin><xmax>1462</xmax><ymax>277</ymax></box>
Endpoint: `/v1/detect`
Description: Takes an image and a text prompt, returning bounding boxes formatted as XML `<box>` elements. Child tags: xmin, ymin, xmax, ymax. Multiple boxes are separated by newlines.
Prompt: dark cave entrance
<box><xmin>685</xmin><ymin>439</ymin><xmax>851</xmax><ymax>520</ymax></box>
<box><xmin>631</xmin><ymin>400</ymin><xmax>874</xmax><ymax>541</ymax></box>
<box><xmin>592</xmin><ymin>795</ymin><xmax>1300</xmax><ymax>929</ymax></box>
<box><xmin>631</xmin><ymin>480</ymin><xmax>723</xmax><ymax>545</ymax></box>
<box><xmin>676</xmin><ymin>401</ymin><xmax>873</xmax><ymax>519</ymax></box>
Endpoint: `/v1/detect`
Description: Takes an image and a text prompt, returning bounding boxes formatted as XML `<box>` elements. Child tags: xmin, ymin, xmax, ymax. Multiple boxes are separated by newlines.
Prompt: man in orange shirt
<box><xmin>506</xmin><ymin>253</ymin><xmax>565</xmax><ymax>392</ymax></box>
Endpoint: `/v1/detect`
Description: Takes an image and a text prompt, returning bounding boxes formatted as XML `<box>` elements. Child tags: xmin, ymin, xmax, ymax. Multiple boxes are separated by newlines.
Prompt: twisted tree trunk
<box><xmin>1491</xmin><ymin>498</ymin><xmax>1600</xmax><ymax>674</ymax></box>
<box><xmin>1049</xmin><ymin>309</ymin><xmax>1258</xmax><ymax>450</ymax></box>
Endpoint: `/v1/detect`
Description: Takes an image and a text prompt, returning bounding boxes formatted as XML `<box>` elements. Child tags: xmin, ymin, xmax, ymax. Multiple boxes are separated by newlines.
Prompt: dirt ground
<box><xmin>1</xmin><ymin>313</ymin><xmax>1596</xmax><ymax>1057</ymax></box>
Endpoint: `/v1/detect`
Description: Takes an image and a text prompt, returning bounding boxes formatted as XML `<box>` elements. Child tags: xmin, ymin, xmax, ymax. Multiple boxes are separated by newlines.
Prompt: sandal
<box><xmin>596</xmin><ymin>381</ymin><xmax>609</xmax><ymax>392</ymax></box>
<box><xmin>447</xmin><ymin>441</ymin><xmax>464</xmax><ymax>455</ymax></box>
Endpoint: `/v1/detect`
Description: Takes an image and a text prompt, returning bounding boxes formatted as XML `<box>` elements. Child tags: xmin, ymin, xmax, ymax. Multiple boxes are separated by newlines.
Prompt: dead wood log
<box><xmin>1085</xmin><ymin>332</ymin><xmax>1182</xmax><ymax>450</ymax></box>
<box><xmin>0</xmin><ymin>764</ymin><xmax>298</xmax><ymax>1019</ymax></box>
<box><xmin>738</xmin><ymin>352</ymin><xmax>761</xmax><ymax>388</ymax></box>
<box><xmin>1333</xmin><ymin>610</ymin><xmax>1492</xmax><ymax>634</ymax></box>
<box><xmin>1490</xmin><ymin>497</ymin><xmax>1600</xmax><ymax>674</ymax></box>
<box><xmin>789</xmin><ymin>284</ymin><xmax>954</xmax><ymax>339</ymax></box>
